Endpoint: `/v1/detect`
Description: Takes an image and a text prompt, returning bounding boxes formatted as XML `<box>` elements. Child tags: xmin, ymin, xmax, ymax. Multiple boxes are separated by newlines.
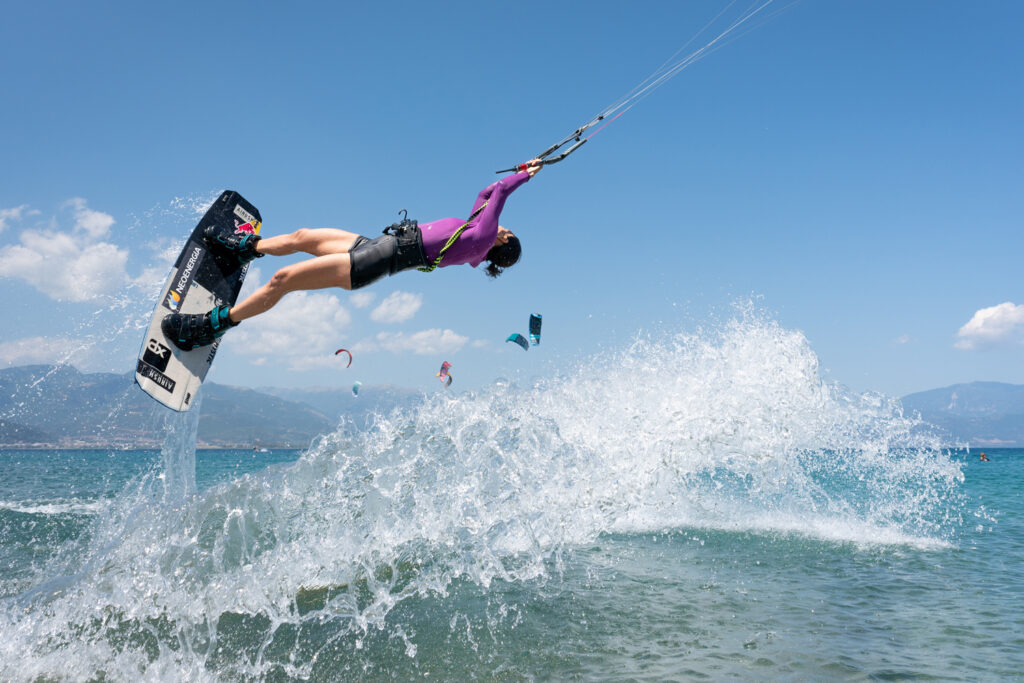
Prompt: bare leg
<box><xmin>229</xmin><ymin>253</ymin><xmax>353</xmax><ymax>322</ymax></box>
<box><xmin>257</xmin><ymin>228</ymin><xmax>363</xmax><ymax>258</ymax></box>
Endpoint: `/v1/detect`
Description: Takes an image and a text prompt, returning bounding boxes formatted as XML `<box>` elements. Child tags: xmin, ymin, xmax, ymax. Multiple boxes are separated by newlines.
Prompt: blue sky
<box><xmin>1</xmin><ymin>0</ymin><xmax>1022</xmax><ymax>397</ymax></box>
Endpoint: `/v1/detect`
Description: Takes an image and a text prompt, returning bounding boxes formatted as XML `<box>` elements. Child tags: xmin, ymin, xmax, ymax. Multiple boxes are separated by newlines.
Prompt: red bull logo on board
<box><xmin>234</xmin><ymin>220</ymin><xmax>261</xmax><ymax>235</ymax></box>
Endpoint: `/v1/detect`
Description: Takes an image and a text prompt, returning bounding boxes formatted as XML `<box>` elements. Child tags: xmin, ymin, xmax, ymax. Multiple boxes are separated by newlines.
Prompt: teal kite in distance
<box><xmin>506</xmin><ymin>333</ymin><xmax>529</xmax><ymax>351</ymax></box>
<box><xmin>529</xmin><ymin>314</ymin><xmax>542</xmax><ymax>346</ymax></box>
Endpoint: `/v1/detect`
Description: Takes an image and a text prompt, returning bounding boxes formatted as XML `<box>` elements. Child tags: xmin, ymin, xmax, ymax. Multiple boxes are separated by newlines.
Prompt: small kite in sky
<box><xmin>334</xmin><ymin>348</ymin><xmax>353</xmax><ymax>368</ymax></box>
<box><xmin>436</xmin><ymin>361</ymin><xmax>453</xmax><ymax>387</ymax></box>
<box><xmin>529</xmin><ymin>313</ymin><xmax>542</xmax><ymax>346</ymax></box>
<box><xmin>506</xmin><ymin>333</ymin><xmax>529</xmax><ymax>351</ymax></box>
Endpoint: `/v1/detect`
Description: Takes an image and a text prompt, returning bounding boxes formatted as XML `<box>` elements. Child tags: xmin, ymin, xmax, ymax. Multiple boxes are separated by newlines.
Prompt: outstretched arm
<box><xmin>467</xmin><ymin>159</ymin><xmax>542</xmax><ymax>215</ymax></box>
<box><xmin>454</xmin><ymin>160</ymin><xmax>542</xmax><ymax>262</ymax></box>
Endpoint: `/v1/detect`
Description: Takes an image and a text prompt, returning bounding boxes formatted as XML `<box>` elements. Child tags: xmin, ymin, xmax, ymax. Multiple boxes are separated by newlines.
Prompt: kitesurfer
<box><xmin>163</xmin><ymin>161</ymin><xmax>542</xmax><ymax>350</ymax></box>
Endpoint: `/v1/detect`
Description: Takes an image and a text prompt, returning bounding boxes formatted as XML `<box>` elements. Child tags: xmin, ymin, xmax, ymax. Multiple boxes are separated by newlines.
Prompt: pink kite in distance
<box><xmin>436</xmin><ymin>361</ymin><xmax>453</xmax><ymax>387</ymax></box>
<box><xmin>334</xmin><ymin>348</ymin><xmax>352</xmax><ymax>368</ymax></box>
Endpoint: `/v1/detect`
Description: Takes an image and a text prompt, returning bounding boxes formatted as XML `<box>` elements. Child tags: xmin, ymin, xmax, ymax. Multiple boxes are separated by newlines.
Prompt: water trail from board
<box><xmin>0</xmin><ymin>311</ymin><xmax>965</xmax><ymax>680</ymax></box>
<box><xmin>0</xmin><ymin>403</ymin><xmax>200</xmax><ymax>607</ymax></box>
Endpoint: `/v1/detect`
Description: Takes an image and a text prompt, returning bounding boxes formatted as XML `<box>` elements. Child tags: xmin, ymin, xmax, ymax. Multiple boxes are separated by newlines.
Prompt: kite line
<box><xmin>497</xmin><ymin>0</ymin><xmax>800</xmax><ymax>173</ymax></box>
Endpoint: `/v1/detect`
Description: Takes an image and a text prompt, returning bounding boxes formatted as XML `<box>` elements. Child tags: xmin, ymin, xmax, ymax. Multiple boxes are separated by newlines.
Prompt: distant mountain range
<box><xmin>1</xmin><ymin>365</ymin><xmax>1021</xmax><ymax>448</ymax></box>
<box><xmin>900</xmin><ymin>382</ymin><xmax>1024</xmax><ymax>447</ymax></box>
<box><xmin>0</xmin><ymin>365</ymin><xmax>421</xmax><ymax>449</ymax></box>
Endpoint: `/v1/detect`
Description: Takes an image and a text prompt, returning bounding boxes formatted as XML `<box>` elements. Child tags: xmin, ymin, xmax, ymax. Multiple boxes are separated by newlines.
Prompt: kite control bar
<box><xmin>496</xmin><ymin>115</ymin><xmax>608</xmax><ymax>173</ymax></box>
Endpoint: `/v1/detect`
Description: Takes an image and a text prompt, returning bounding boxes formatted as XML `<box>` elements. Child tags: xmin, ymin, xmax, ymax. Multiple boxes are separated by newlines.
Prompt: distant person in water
<box><xmin>979</xmin><ymin>452</ymin><xmax>990</xmax><ymax>461</ymax></box>
<box><xmin>163</xmin><ymin>160</ymin><xmax>543</xmax><ymax>350</ymax></box>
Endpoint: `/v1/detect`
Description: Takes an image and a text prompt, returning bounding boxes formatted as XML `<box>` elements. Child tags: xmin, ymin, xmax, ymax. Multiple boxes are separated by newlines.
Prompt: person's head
<box><xmin>484</xmin><ymin>226</ymin><xmax>521</xmax><ymax>278</ymax></box>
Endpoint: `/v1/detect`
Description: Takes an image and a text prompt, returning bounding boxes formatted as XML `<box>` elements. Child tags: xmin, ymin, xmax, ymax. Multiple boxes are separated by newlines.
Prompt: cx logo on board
<box><xmin>143</xmin><ymin>338</ymin><xmax>172</xmax><ymax>373</ymax></box>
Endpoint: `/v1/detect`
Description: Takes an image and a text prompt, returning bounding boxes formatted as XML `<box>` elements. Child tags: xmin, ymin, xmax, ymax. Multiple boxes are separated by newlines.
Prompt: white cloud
<box><xmin>236</xmin><ymin>265</ymin><xmax>264</xmax><ymax>302</ymax></box>
<box><xmin>0</xmin><ymin>199</ymin><xmax>128</xmax><ymax>302</ymax></box>
<box><xmin>129</xmin><ymin>242</ymin><xmax>183</xmax><ymax>296</ymax></box>
<box><xmin>370</xmin><ymin>291</ymin><xmax>422</xmax><ymax>323</ymax></box>
<box><xmin>0</xmin><ymin>229</ymin><xmax>129</xmax><ymax>302</ymax></box>
<box><xmin>0</xmin><ymin>205</ymin><xmax>38</xmax><ymax>233</ymax></box>
<box><xmin>0</xmin><ymin>336</ymin><xmax>91</xmax><ymax>367</ymax></box>
<box><xmin>955</xmin><ymin>302</ymin><xmax>1024</xmax><ymax>350</ymax></box>
<box><xmin>225</xmin><ymin>291</ymin><xmax>352</xmax><ymax>370</ymax></box>
<box><xmin>130</xmin><ymin>265</ymin><xmax>168</xmax><ymax>296</ymax></box>
<box><xmin>349</xmin><ymin>291</ymin><xmax>376</xmax><ymax>309</ymax></box>
<box><xmin>354</xmin><ymin>328</ymin><xmax>468</xmax><ymax>355</ymax></box>
<box><xmin>894</xmin><ymin>334</ymin><xmax>912</xmax><ymax>345</ymax></box>
<box><xmin>66</xmin><ymin>197</ymin><xmax>115</xmax><ymax>238</ymax></box>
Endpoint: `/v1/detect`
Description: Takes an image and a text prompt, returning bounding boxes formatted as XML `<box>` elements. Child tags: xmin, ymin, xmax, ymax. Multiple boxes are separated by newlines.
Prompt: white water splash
<box><xmin>0</xmin><ymin>310</ymin><xmax>965</xmax><ymax>680</ymax></box>
<box><xmin>0</xmin><ymin>499</ymin><xmax>111</xmax><ymax>516</ymax></box>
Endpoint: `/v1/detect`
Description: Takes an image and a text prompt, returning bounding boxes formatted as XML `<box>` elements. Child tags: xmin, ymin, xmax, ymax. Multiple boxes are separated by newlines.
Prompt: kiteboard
<box><xmin>135</xmin><ymin>190</ymin><xmax>261</xmax><ymax>411</ymax></box>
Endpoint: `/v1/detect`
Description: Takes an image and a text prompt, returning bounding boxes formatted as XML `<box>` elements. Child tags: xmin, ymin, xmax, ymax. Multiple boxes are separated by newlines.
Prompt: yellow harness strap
<box><xmin>417</xmin><ymin>200</ymin><xmax>489</xmax><ymax>273</ymax></box>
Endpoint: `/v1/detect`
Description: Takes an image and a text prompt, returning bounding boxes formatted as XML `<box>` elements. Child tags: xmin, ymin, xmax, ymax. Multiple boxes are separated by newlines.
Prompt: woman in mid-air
<box><xmin>163</xmin><ymin>160</ymin><xmax>542</xmax><ymax>350</ymax></box>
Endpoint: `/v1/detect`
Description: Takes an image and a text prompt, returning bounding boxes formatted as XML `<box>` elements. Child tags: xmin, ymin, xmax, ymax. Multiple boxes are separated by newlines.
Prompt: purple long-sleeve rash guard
<box><xmin>419</xmin><ymin>171</ymin><xmax>531</xmax><ymax>268</ymax></box>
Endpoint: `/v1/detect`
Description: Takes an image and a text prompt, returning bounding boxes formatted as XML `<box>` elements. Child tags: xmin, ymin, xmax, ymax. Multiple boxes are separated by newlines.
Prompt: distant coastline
<box><xmin>0</xmin><ymin>364</ymin><xmax>422</xmax><ymax>450</ymax></box>
<box><xmin>2</xmin><ymin>365</ymin><xmax>1022</xmax><ymax>448</ymax></box>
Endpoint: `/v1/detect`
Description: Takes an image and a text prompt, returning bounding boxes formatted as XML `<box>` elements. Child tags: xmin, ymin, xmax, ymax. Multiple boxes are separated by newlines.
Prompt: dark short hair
<box><xmin>484</xmin><ymin>235</ymin><xmax>521</xmax><ymax>278</ymax></box>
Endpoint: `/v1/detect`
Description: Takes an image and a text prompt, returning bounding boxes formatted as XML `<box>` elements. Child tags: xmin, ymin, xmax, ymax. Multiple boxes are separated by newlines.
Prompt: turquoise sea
<box><xmin>1</xmin><ymin>324</ymin><xmax>1022</xmax><ymax>680</ymax></box>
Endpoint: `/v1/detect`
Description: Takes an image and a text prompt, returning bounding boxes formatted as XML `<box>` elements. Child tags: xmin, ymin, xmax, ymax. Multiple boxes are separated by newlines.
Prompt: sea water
<box><xmin>1</xmin><ymin>316</ymin><xmax>1021</xmax><ymax>681</ymax></box>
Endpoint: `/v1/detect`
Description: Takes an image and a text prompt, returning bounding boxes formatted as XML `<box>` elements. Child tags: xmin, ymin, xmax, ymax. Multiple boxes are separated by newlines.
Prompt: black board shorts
<box><xmin>348</xmin><ymin>226</ymin><xmax>428</xmax><ymax>290</ymax></box>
